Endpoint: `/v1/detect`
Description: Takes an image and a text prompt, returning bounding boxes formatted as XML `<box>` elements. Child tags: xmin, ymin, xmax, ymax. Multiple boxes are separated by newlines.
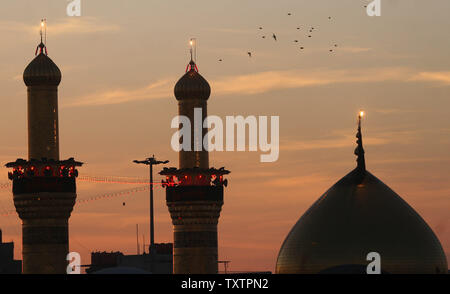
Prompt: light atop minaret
<box><xmin>23</xmin><ymin>19</ymin><xmax>61</xmax><ymax>87</ymax></box>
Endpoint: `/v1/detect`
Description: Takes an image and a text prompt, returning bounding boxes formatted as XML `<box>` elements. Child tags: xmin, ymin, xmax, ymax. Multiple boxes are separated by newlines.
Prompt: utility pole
<box><xmin>133</xmin><ymin>155</ymin><xmax>169</xmax><ymax>252</ymax></box>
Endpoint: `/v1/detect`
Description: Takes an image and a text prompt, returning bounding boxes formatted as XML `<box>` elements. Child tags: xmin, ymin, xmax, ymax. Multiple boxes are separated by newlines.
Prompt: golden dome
<box><xmin>276</xmin><ymin>115</ymin><xmax>448</xmax><ymax>274</ymax></box>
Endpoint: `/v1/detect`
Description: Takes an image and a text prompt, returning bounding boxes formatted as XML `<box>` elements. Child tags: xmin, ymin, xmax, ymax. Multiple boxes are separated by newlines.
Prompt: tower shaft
<box><xmin>178</xmin><ymin>99</ymin><xmax>209</xmax><ymax>169</ymax></box>
<box><xmin>27</xmin><ymin>85</ymin><xmax>59</xmax><ymax>160</ymax></box>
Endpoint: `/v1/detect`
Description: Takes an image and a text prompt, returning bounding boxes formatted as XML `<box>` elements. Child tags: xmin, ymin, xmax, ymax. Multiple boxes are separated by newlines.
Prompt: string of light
<box><xmin>0</xmin><ymin>184</ymin><xmax>158</xmax><ymax>217</ymax></box>
<box><xmin>0</xmin><ymin>174</ymin><xmax>167</xmax><ymax>188</ymax></box>
<box><xmin>78</xmin><ymin>175</ymin><xmax>161</xmax><ymax>185</ymax></box>
<box><xmin>0</xmin><ymin>182</ymin><xmax>12</xmax><ymax>190</ymax></box>
<box><xmin>76</xmin><ymin>185</ymin><xmax>150</xmax><ymax>205</ymax></box>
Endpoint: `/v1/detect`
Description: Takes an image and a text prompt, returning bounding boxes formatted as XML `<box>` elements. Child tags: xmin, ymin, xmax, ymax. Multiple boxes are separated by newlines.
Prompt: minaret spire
<box><xmin>354</xmin><ymin>111</ymin><xmax>366</xmax><ymax>172</ymax></box>
<box><xmin>36</xmin><ymin>19</ymin><xmax>48</xmax><ymax>56</ymax></box>
<box><xmin>186</xmin><ymin>38</ymin><xmax>198</xmax><ymax>72</ymax></box>
<box><xmin>189</xmin><ymin>38</ymin><xmax>194</xmax><ymax>61</ymax></box>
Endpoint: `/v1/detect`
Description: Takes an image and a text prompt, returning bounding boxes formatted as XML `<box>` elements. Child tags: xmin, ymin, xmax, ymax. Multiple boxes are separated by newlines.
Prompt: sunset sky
<box><xmin>0</xmin><ymin>0</ymin><xmax>449</xmax><ymax>272</ymax></box>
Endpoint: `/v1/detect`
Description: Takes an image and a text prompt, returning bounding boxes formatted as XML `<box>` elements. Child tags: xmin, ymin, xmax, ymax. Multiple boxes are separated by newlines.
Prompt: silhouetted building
<box><xmin>86</xmin><ymin>243</ymin><xmax>173</xmax><ymax>274</ymax></box>
<box><xmin>0</xmin><ymin>229</ymin><xmax>22</xmax><ymax>274</ymax></box>
<box><xmin>5</xmin><ymin>37</ymin><xmax>82</xmax><ymax>274</ymax></box>
<box><xmin>119</xmin><ymin>243</ymin><xmax>173</xmax><ymax>274</ymax></box>
<box><xmin>160</xmin><ymin>55</ymin><xmax>230</xmax><ymax>274</ymax></box>
<box><xmin>86</xmin><ymin>251</ymin><xmax>124</xmax><ymax>273</ymax></box>
<box><xmin>276</xmin><ymin>115</ymin><xmax>448</xmax><ymax>274</ymax></box>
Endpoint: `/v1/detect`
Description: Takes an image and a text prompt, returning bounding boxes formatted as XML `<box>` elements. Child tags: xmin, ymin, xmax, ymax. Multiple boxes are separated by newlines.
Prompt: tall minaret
<box><xmin>160</xmin><ymin>43</ymin><xmax>229</xmax><ymax>274</ymax></box>
<box><xmin>6</xmin><ymin>20</ymin><xmax>82</xmax><ymax>274</ymax></box>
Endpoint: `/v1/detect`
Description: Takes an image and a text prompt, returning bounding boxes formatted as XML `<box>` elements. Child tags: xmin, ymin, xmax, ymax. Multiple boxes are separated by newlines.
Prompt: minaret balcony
<box><xmin>5</xmin><ymin>158</ymin><xmax>82</xmax><ymax>195</ymax></box>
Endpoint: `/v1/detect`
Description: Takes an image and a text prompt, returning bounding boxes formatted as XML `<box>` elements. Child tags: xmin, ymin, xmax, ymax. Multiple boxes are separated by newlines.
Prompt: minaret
<box><xmin>5</xmin><ymin>20</ymin><xmax>82</xmax><ymax>274</ymax></box>
<box><xmin>160</xmin><ymin>42</ymin><xmax>229</xmax><ymax>274</ymax></box>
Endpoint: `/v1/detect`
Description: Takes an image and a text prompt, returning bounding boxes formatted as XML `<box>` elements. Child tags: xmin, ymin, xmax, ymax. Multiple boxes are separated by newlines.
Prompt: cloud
<box><xmin>65</xmin><ymin>67</ymin><xmax>450</xmax><ymax>107</ymax></box>
<box><xmin>280</xmin><ymin>129</ymin><xmax>418</xmax><ymax>152</ymax></box>
<box><xmin>264</xmin><ymin>174</ymin><xmax>330</xmax><ymax>188</ymax></box>
<box><xmin>211</xmin><ymin>67</ymin><xmax>413</xmax><ymax>95</ymax></box>
<box><xmin>338</xmin><ymin>47</ymin><xmax>372</xmax><ymax>53</ymax></box>
<box><xmin>0</xmin><ymin>17</ymin><xmax>119</xmax><ymax>36</ymax></box>
<box><xmin>411</xmin><ymin>71</ymin><xmax>450</xmax><ymax>85</ymax></box>
<box><xmin>64</xmin><ymin>79</ymin><xmax>172</xmax><ymax>107</ymax></box>
<box><xmin>373</xmin><ymin>108</ymin><xmax>426</xmax><ymax>115</ymax></box>
<box><xmin>48</xmin><ymin>17</ymin><xmax>120</xmax><ymax>35</ymax></box>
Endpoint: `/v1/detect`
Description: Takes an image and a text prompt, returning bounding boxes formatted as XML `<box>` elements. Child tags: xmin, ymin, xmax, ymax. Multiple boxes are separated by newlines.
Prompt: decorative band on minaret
<box><xmin>5</xmin><ymin>25</ymin><xmax>82</xmax><ymax>274</ymax></box>
<box><xmin>160</xmin><ymin>54</ymin><xmax>229</xmax><ymax>274</ymax></box>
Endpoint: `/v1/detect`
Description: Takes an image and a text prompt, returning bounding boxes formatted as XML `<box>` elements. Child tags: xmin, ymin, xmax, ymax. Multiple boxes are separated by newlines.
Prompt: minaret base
<box><xmin>22</xmin><ymin>218</ymin><xmax>69</xmax><ymax>274</ymax></box>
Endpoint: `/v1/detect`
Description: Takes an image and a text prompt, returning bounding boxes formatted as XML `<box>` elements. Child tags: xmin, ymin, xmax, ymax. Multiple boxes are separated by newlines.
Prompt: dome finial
<box><xmin>354</xmin><ymin>111</ymin><xmax>366</xmax><ymax>172</ymax></box>
<box><xmin>185</xmin><ymin>38</ymin><xmax>199</xmax><ymax>72</ymax></box>
<box><xmin>189</xmin><ymin>38</ymin><xmax>194</xmax><ymax>62</ymax></box>
<box><xmin>36</xmin><ymin>19</ymin><xmax>48</xmax><ymax>56</ymax></box>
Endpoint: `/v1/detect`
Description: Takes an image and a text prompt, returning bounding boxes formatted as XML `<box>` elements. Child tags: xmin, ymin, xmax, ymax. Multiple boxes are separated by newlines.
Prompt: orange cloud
<box><xmin>64</xmin><ymin>67</ymin><xmax>450</xmax><ymax>107</ymax></box>
<box><xmin>0</xmin><ymin>17</ymin><xmax>119</xmax><ymax>37</ymax></box>
<box><xmin>411</xmin><ymin>71</ymin><xmax>450</xmax><ymax>85</ymax></box>
<box><xmin>280</xmin><ymin>129</ymin><xmax>418</xmax><ymax>152</ymax></box>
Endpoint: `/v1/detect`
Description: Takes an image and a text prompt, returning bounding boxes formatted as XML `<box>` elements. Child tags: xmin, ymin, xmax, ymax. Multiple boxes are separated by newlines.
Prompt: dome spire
<box><xmin>354</xmin><ymin>111</ymin><xmax>366</xmax><ymax>172</ymax></box>
<box><xmin>186</xmin><ymin>38</ymin><xmax>199</xmax><ymax>72</ymax></box>
<box><xmin>36</xmin><ymin>19</ymin><xmax>48</xmax><ymax>56</ymax></box>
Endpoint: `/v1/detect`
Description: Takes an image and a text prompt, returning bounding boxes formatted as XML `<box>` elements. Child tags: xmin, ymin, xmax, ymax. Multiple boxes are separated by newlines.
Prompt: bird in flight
<box><xmin>272</xmin><ymin>33</ymin><xmax>277</xmax><ymax>41</ymax></box>
<box><xmin>247</xmin><ymin>52</ymin><xmax>252</xmax><ymax>57</ymax></box>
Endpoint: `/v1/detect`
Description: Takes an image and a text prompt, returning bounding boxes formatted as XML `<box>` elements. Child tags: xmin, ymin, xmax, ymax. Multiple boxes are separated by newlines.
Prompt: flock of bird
<box><xmin>218</xmin><ymin>12</ymin><xmax>340</xmax><ymax>62</ymax></box>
